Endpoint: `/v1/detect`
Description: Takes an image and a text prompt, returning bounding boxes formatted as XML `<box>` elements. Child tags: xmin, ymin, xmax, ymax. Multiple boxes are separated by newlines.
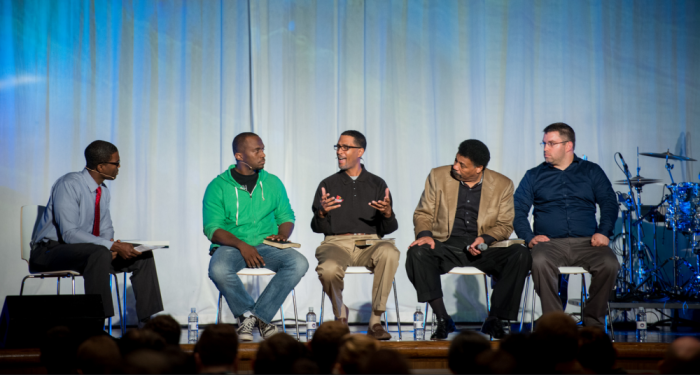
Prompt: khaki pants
<box><xmin>315</xmin><ymin>234</ymin><xmax>400</xmax><ymax>317</ymax></box>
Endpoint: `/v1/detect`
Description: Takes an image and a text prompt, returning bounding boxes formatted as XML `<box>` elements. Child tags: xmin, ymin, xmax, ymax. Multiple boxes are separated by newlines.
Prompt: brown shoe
<box><xmin>367</xmin><ymin>323</ymin><xmax>392</xmax><ymax>340</ymax></box>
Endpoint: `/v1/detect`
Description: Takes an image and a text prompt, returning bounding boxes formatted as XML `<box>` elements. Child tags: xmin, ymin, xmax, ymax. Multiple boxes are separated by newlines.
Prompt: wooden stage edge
<box><xmin>0</xmin><ymin>341</ymin><xmax>668</xmax><ymax>373</ymax></box>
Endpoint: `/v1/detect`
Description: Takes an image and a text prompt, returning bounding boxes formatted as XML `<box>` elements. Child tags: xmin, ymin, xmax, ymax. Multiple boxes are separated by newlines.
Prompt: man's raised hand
<box><xmin>318</xmin><ymin>187</ymin><xmax>342</xmax><ymax>218</ymax></box>
<box><xmin>369</xmin><ymin>188</ymin><xmax>392</xmax><ymax>218</ymax></box>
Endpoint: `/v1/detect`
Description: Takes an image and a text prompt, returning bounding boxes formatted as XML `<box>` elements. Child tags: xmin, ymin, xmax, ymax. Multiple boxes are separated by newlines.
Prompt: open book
<box><xmin>263</xmin><ymin>239</ymin><xmax>301</xmax><ymax>249</ymax></box>
<box><xmin>355</xmin><ymin>238</ymin><xmax>395</xmax><ymax>246</ymax></box>
<box><xmin>123</xmin><ymin>241</ymin><xmax>170</xmax><ymax>253</ymax></box>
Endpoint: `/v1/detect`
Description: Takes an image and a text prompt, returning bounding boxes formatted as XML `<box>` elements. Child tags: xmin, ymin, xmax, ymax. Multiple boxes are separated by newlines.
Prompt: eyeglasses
<box><xmin>540</xmin><ymin>141</ymin><xmax>569</xmax><ymax>148</ymax></box>
<box><xmin>101</xmin><ymin>161</ymin><xmax>120</xmax><ymax>167</ymax></box>
<box><xmin>334</xmin><ymin>144</ymin><xmax>362</xmax><ymax>152</ymax></box>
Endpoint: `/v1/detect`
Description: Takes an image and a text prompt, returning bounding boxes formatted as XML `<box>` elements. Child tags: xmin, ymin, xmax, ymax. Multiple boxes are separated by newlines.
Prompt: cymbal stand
<box><xmin>665</xmin><ymin>152</ymin><xmax>675</xmax><ymax>184</ymax></box>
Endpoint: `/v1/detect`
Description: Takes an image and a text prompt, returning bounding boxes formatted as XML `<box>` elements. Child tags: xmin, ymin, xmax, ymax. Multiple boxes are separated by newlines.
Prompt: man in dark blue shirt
<box><xmin>513</xmin><ymin>123</ymin><xmax>619</xmax><ymax>328</ymax></box>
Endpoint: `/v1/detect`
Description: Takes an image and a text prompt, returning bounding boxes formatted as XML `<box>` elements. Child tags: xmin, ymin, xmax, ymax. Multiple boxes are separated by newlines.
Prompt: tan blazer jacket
<box><xmin>413</xmin><ymin>166</ymin><xmax>515</xmax><ymax>243</ymax></box>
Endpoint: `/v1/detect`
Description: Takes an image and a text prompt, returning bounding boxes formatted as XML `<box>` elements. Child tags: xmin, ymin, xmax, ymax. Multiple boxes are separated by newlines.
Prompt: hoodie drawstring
<box><xmin>260</xmin><ymin>181</ymin><xmax>265</xmax><ymax>201</ymax></box>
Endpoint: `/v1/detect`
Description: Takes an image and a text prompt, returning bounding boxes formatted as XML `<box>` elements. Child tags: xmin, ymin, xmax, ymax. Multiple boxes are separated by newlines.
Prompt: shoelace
<box><xmin>239</xmin><ymin>317</ymin><xmax>256</xmax><ymax>331</ymax></box>
<box><xmin>259</xmin><ymin>319</ymin><xmax>276</xmax><ymax>333</ymax></box>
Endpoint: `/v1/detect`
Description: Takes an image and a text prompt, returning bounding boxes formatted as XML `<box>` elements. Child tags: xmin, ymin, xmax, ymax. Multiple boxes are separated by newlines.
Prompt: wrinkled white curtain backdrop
<box><xmin>1</xmin><ymin>0</ymin><xmax>699</xmax><ymax>325</ymax></box>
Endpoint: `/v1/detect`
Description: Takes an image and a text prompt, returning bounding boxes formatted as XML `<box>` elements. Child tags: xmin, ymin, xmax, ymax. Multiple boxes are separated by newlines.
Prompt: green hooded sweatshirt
<box><xmin>202</xmin><ymin>165</ymin><xmax>295</xmax><ymax>251</ymax></box>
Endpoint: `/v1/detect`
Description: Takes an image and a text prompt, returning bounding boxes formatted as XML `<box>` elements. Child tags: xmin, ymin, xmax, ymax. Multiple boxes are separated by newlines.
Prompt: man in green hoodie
<box><xmin>203</xmin><ymin>132</ymin><xmax>309</xmax><ymax>341</ymax></box>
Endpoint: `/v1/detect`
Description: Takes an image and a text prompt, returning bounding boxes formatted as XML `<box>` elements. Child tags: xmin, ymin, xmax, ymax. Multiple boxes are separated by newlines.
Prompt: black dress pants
<box><xmin>406</xmin><ymin>235</ymin><xmax>532</xmax><ymax>320</ymax></box>
<box><xmin>29</xmin><ymin>240</ymin><xmax>164</xmax><ymax>320</ymax></box>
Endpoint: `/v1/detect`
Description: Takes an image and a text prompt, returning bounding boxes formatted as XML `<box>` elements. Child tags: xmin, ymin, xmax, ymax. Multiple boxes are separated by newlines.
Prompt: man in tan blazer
<box><xmin>406</xmin><ymin>139</ymin><xmax>531</xmax><ymax>340</ymax></box>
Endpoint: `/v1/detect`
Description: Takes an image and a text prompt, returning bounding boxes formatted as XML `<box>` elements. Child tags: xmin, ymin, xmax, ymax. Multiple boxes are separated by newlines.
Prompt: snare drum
<box><xmin>665</xmin><ymin>182</ymin><xmax>700</xmax><ymax>234</ymax></box>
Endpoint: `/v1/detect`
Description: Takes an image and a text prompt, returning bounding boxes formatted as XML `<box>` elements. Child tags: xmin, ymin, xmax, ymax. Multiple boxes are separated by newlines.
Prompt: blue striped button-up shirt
<box><xmin>32</xmin><ymin>168</ymin><xmax>115</xmax><ymax>250</ymax></box>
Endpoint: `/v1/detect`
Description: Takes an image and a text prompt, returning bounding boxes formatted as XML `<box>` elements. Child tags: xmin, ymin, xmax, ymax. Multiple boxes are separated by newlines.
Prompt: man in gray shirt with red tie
<box><xmin>30</xmin><ymin>140</ymin><xmax>163</xmax><ymax>323</ymax></box>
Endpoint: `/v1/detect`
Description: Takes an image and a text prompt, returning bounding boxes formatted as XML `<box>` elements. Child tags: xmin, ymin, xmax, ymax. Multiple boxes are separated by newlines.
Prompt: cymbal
<box><xmin>639</xmin><ymin>151</ymin><xmax>697</xmax><ymax>161</ymax></box>
<box><xmin>615</xmin><ymin>175</ymin><xmax>663</xmax><ymax>187</ymax></box>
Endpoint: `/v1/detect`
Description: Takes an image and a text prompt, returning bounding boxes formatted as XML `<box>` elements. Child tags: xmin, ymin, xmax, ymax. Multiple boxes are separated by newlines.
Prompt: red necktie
<box><xmin>93</xmin><ymin>186</ymin><xmax>102</xmax><ymax>236</ymax></box>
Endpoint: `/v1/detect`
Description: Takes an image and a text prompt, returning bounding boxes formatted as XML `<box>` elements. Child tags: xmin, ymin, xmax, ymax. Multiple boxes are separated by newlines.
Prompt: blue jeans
<box><xmin>209</xmin><ymin>244</ymin><xmax>309</xmax><ymax>324</ymax></box>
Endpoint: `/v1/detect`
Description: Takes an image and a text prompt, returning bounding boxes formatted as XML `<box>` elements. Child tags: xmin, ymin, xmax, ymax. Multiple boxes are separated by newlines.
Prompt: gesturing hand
<box><xmin>239</xmin><ymin>243</ymin><xmax>265</xmax><ymax>268</ymax></box>
<box><xmin>369</xmin><ymin>188</ymin><xmax>392</xmax><ymax>218</ymax></box>
<box><xmin>318</xmin><ymin>187</ymin><xmax>342</xmax><ymax>218</ymax></box>
<box><xmin>409</xmin><ymin>236</ymin><xmax>435</xmax><ymax>250</ymax></box>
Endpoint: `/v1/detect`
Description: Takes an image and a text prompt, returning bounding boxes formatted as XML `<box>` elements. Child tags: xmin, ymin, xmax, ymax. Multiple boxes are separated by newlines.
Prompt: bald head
<box><xmin>669</xmin><ymin>337</ymin><xmax>700</xmax><ymax>360</ymax></box>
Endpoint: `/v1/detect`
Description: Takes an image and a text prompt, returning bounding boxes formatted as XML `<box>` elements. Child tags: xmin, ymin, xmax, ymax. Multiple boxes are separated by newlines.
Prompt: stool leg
<box><xmin>217</xmin><ymin>293</ymin><xmax>223</xmax><ymax>324</ymax></box>
<box><xmin>581</xmin><ymin>274</ymin><xmax>588</xmax><ymax>323</ymax></box>
<box><xmin>607</xmin><ymin>302</ymin><xmax>615</xmax><ymax>342</ymax></box>
<box><xmin>384</xmin><ymin>311</ymin><xmax>388</xmax><ymax>332</ymax></box>
<box><xmin>520</xmin><ymin>275</ymin><xmax>530</xmax><ymax>332</ymax></box>
<box><xmin>280</xmin><ymin>305</ymin><xmax>287</xmax><ymax>333</ymax></box>
<box><xmin>423</xmin><ymin>303</ymin><xmax>429</xmax><ymax>340</ymax></box>
<box><xmin>123</xmin><ymin>273</ymin><xmax>127</xmax><ymax>328</ymax></box>
<box><xmin>72</xmin><ymin>275</ymin><xmax>76</xmax><ymax>295</ymax></box>
<box><xmin>531</xmin><ymin>283</ymin><xmax>536</xmax><ymax>332</ymax></box>
<box><xmin>292</xmin><ymin>288</ymin><xmax>300</xmax><ymax>341</ymax></box>
<box><xmin>483</xmin><ymin>274</ymin><xmax>490</xmax><ymax>315</ymax></box>
<box><xmin>393</xmin><ymin>279</ymin><xmax>402</xmax><ymax>340</ymax></box>
<box><xmin>320</xmin><ymin>290</ymin><xmax>325</xmax><ymax>325</ymax></box>
<box><xmin>108</xmin><ymin>276</ymin><xmax>112</xmax><ymax>335</ymax></box>
<box><xmin>57</xmin><ymin>278</ymin><xmax>61</xmax><ymax>295</ymax></box>
<box><xmin>113</xmin><ymin>275</ymin><xmax>125</xmax><ymax>336</ymax></box>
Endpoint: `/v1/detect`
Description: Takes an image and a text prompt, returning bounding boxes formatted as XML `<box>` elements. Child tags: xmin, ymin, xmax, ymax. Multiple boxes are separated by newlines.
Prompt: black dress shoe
<box><xmin>430</xmin><ymin>316</ymin><xmax>457</xmax><ymax>340</ymax></box>
<box><xmin>480</xmin><ymin>316</ymin><xmax>506</xmax><ymax>339</ymax></box>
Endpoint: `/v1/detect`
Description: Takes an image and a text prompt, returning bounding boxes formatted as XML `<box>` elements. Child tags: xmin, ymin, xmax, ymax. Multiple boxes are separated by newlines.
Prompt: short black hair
<box><xmin>84</xmin><ymin>141</ymin><xmax>118</xmax><ymax>169</ymax></box>
<box><xmin>457</xmin><ymin>139</ymin><xmax>490</xmax><ymax>168</ymax></box>
<box><xmin>543</xmin><ymin>122</ymin><xmax>576</xmax><ymax>149</ymax></box>
<box><xmin>341</xmin><ymin>130</ymin><xmax>367</xmax><ymax>149</ymax></box>
<box><xmin>448</xmin><ymin>331</ymin><xmax>491</xmax><ymax>374</ymax></box>
<box><xmin>143</xmin><ymin>315</ymin><xmax>181</xmax><ymax>347</ymax></box>
<box><xmin>194</xmin><ymin>324</ymin><xmax>239</xmax><ymax>367</ymax></box>
<box><xmin>232</xmin><ymin>132</ymin><xmax>259</xmax><ymax>154</ymax></box>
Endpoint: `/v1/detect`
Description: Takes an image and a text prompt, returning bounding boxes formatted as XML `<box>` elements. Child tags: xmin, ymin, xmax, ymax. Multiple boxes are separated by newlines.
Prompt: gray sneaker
<box><xmin>237</xmin><ymin>315</ymin><xmax>257</xmax><ymax>341</ymax></box>
<box><xmin>258</xmin><ymin>318</ymin><xmax>278</xmax><ymax>339</ymax></box>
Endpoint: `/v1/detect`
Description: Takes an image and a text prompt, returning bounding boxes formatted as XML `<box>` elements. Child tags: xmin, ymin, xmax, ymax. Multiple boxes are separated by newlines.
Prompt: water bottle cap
<box><xmin>191</xmin><ymin>308</ymin><xmax>196</xmax><ymax>312</ymax></box>
<box><xmin>416</xmin><ymin>306</ymin><xmax>422</xmax><ymax>311</ymax></box>
<box><xmin>309</xmin><ymin>307</ymin><xmax>314</xmax><ymax>312</ymax></box>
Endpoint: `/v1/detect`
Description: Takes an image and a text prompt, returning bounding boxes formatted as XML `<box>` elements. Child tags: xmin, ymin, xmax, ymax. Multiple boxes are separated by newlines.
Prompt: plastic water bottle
<box><xmin>413</xmin><ymin>306</ymin><xmax>425</xmax><ymax>340</ymax></box>
<box><xmin>188</xmin><ymin>308</ymin><xmax>199</xmax><ymax>343</ymax></box>
<box><xmin>636</xmin><ymin>307</ymin><xmax>647</xmax><ymax>342</ymax></box>
<box><xmin>306</xmin><ymin>307</ymin><xmax>317</xmax><ymax>341</ymax></box>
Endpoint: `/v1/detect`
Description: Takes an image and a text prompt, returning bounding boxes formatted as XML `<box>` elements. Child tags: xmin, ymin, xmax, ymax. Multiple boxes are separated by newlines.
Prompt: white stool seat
<box><xmin>28</xmin><ymin>270</ymin><xmax>81</xmax><ymax>276</ymax></box>
<box><xmin>448</xmin><ymin>267</ymin><xmax>486</xmax><ymax>275</ymax></box>
<box><xmin>345</xmin><ymin>266</ymin><xmax>372</xmax><ymax>274</ymax></box>
<box><xmin>237</xmin><ymin>268</ymin><xmax>277</xmax><ymax>276</ymax></box>
<box><xmin>559</xmin><ymin>267</ymin><xmax>588</xmax><ymax>274</ymax></box>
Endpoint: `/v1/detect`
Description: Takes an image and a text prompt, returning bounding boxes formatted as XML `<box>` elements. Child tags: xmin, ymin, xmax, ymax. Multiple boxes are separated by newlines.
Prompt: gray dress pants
<box><xmin>531</xmin><ymin>237</ymin><xmax>619</xmax><ymax>328</ymax></box>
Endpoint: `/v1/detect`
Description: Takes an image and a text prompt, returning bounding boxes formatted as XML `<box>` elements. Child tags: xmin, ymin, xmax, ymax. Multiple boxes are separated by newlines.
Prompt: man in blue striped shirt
<box><xmin>513</xmin><ymin>123</ymin><xmax>619</xmax><ymax>329</ymax></box>
<box><xmin>30</xmin><ymin>141</ymin><xmax>163</xmax><ymax>323</ymax></box>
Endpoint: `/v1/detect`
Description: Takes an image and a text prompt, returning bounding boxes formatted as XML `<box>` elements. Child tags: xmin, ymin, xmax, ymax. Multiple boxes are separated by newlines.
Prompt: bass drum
<box><xmin>665</xmin><ymin>182</ymin><xmax>700</xmax><ymax>234</ymax></box>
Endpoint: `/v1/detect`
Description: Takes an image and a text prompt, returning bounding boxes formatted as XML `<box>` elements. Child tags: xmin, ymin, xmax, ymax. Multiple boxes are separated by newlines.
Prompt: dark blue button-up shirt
<box><xmin>513</xmin><ymin>155</ymin><xmax>618</xmax><ymax>244</ymax></box>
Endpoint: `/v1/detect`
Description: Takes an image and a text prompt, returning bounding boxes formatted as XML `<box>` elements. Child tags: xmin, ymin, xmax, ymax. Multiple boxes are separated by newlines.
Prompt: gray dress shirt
<box><xmin>32</xmin><ymin>168</ymin><xmax>115</xmax><ymax>250</ymax></box>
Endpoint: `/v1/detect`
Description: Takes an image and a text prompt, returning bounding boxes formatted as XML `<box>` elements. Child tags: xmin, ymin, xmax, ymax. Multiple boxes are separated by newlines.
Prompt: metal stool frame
<box><xmin>318</xmin><ymin>267</ymin><xmax>402</xmax><ymax>341</ymax></box>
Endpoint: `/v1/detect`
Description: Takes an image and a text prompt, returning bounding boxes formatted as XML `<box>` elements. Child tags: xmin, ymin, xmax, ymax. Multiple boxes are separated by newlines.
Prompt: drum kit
<box><xmin>614</xmin><ymin>149</ymin><xmax>700</xmax><ymax>300</ymax></box>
